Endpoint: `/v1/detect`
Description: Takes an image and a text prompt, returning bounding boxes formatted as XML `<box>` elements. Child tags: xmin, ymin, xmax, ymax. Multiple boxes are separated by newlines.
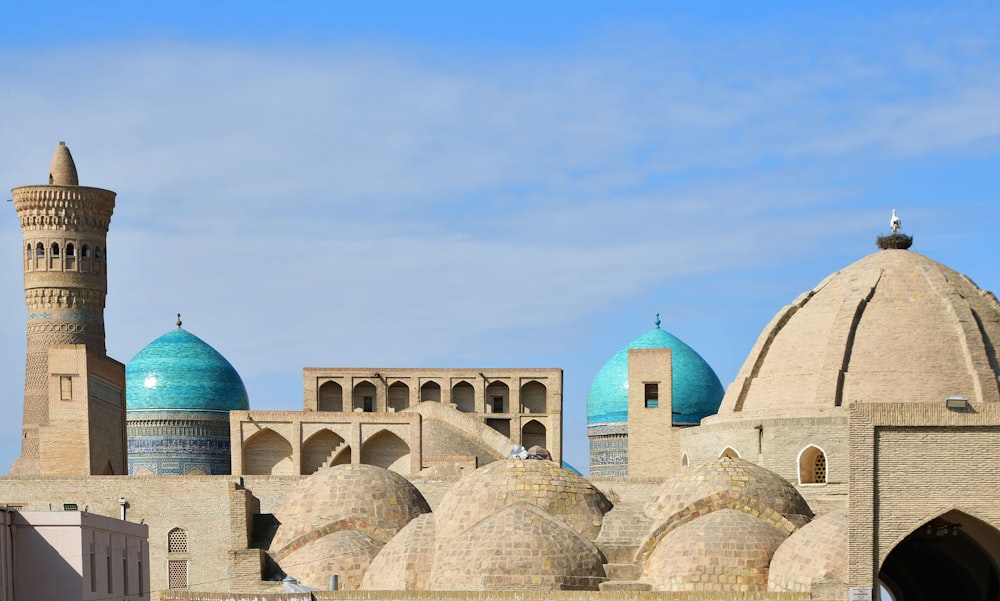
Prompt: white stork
<box><xmin>890</xmin><ymin>209</ymin><xmax>901</xmax><ymax>235</ymax></box>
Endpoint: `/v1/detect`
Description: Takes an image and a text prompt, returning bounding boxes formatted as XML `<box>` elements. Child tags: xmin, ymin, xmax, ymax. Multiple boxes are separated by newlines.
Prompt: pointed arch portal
<box><xmin>879</xmin><ymin>510</ymin><xmax>1000</xmax><ymax>601</ymax></box>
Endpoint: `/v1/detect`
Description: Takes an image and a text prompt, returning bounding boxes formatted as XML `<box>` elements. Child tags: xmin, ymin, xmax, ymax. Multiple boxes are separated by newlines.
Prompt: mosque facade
<box><xmin>4</xmin><ymin>142</ymin><xmax>1000</xmax><ymax>601</ymax></box>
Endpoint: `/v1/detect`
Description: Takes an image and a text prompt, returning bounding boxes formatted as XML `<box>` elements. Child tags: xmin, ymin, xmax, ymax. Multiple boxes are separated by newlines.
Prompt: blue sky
<box><xmin>2</xmin><ymin>2</ymin><xmax>999</xmax><ymax>474</ymax></box>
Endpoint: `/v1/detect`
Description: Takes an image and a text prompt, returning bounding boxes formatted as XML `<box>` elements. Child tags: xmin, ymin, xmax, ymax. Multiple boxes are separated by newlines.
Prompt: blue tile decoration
<box><xmin>586</xmin><ymin>321</ymin><xmax>724</xmax><ymax>426</ymax></box>
<box><xmin>125</xmin><ymin>325</ymin><xmax>248</xmax><ymax>475</ymax></box>
<box><xmin>126</xmin><ymin>326</ymin><xmax>249</xmax><ymax>411</ymax></box>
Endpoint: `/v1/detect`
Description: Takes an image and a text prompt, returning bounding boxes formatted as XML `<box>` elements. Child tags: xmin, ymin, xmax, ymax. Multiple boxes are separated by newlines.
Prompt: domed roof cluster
<box><xmin>126</xmin><ymin>324</ymin><xmax>249</xmax><ymax>412</ymax></box>
<box><xmin>270</xmin><ymin>464</ymin><xmax>432</xmax><ymax>590</ymax></box>
<box><xmin>634</xmin><ymin>457</ymin><xmax>842</xmax><ymax>594</ymax></box>
<box><xmin>360</xmin><ymin>458</ymin><xmax>614</xmax><ymax>592</ymax></box>
<box><xmin>722</xmin><ymin>249</ymin><xmax>1000</xmax><ymax>415</ymax></box>
<box><xmin>587</xmin><ymin>318</ymin><xmax>724</xmax><ymax>426</ymax></box>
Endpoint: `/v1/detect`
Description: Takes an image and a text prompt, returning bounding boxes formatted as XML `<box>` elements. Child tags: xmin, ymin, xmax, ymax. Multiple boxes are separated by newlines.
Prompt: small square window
<box><xmin>644</xmin><ymin>383</ymin><xmax>659</xmax><ymax>408</ymax></box>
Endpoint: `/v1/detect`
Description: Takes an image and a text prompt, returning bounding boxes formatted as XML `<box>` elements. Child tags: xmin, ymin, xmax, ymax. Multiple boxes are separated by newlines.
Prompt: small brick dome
<box><xmin>277</xmin><ymin>527</ymin><xmax>382</xmax><ymax>591</ymax></box>
<box><xmin>721</xmin><ymin>249</ymin><xmax>1000</xmax><ymax>414</ymax></box>
<box><xmin>435</xmin><ymin>459</ymin><xmax>612</xmax><ymax>542</ymax></box>
<box><xmin>429</xmin><ymin>503</ymin><xmax>608</xmax><ymax>591</ymax></box>
<box><xmin>644</xmin><ymin>456</ymin><xmax>812</xmax><ymax>523</ymax></box>
<box><xmin>360</xmin><ymin>513</ymin><xmax>436</xmax><ymax>591</ymax></box>
<box><xmin>270</xmin><ymin>464</ymin><xmax>430</xmax><ymax>557</ymax></box>
<box><xmin>768</xmin><ymin>509</ymin><xmax>848</xmax><ymax>593</ymax></box>
<box><xmin>641</xmin><ymin>509</ymin><xmax>786</xmax><ymax>593</ymax></box>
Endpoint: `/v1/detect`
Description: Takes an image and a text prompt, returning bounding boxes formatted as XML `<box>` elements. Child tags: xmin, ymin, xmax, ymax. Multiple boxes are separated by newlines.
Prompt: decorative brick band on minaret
<box><xmin>10</xmin><ymin>142</ymin><xmax>116</xmax><ymax>474</ymax></box>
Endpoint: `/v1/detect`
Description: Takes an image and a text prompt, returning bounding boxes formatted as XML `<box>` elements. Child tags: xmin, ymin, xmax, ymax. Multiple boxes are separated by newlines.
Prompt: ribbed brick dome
<box><xmin>721</xmin><ymin>249</ymin><xmax>1000</xmax><ymax>414</ymax></box>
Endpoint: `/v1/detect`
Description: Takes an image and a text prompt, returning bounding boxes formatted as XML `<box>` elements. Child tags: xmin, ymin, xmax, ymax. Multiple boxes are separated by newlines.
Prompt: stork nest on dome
<box><xmin>877</xmin><ymin>233</ymin><xmax>913</xmax><ymax>250</ymax></box>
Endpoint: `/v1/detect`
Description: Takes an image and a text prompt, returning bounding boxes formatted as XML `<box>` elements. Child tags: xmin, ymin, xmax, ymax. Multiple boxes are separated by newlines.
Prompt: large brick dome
<box><xmin>721</xmin><ymin>249</ymin><xmax>1000</xmax><ymax>415</ymax></box>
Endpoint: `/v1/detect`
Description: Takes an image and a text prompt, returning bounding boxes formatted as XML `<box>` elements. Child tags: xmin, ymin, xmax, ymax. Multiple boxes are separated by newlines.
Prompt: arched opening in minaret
<box><xmin>879</xmin><ymin>510</ymin><xmax>1000</xmax><ymax>601</ymax></box>
<box><xmin>65</xmin><ymin>243</ymin><xmax>75</xmax><ymax>257</ymax></box>
<box><xmin>50</xmin><ymin>242</ymin><xmax>60</xmax><ymax>257</ymax></box>
<box><xmin>35</xmin><ymin>242</ymin><xmax>44</xmax><ymax>258</ymax></box>
<box><xmin>81</xmin><ymin>244</ymin><xmax>90</xmax><ymax>258</ymax></box>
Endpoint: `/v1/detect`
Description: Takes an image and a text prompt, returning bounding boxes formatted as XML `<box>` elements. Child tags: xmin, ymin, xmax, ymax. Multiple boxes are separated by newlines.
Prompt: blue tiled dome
<box><xmin>587</xmin><ymin>321</ymin><xmax>723</xmax><ymax>426</ymax></box>
<box><xmin>126</xmin><ymin>326</ymin><xmax>249</xmax><ymax>412</ymax></box>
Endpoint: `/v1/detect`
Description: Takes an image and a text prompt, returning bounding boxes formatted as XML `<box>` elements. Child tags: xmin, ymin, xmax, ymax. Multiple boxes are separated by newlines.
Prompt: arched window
<box><xmin>451</xmin><ymin>381</ymin><xmax>475</xmax><ymax>412</ymax></box>
<box><xmin>50</xmin><ymin>242</ymin><xmax>60</xmax><ymax>257</ymax></box>
<box><xmin>420</xmin><ymin>381</ymin><xmax>441</xmax><ymax>403</ymax></box>
<box><xmin>485</xmin><ymin>381</ymin><xmax>509</xmax><ymax>413</ymax></box>
<box><xmin>95</xmin><ymin>247</ymin><xmax>102</xmax><ymax>261</ymax></box>
<box><xmin>36</xmin><ymin>242</ymin><xmax>44</xmax><ymax>257</ymax></box>
<box><xmin>82</xmin><ymin>245</ymin><xmax>90</xmax><ymax>258</ymax></box>
<box><xmin>353</xmin><ymin>381</ymin><xmax>376</xmax><ymax>412</ymax></box>
<box><xmin>388</xmin><ymin>382</ymin><xmax>409</xmax><ymax>412</ymax></box>
<box><xmin>25</xmin><ymin>244</ymin><xmax>31</xmax><ymax>259</ymax></box>
<box><xmin>318</xmin><ymin>381</ymin><xmax>343</xmax><ymax>412</ymax></box>
<box><xmin>720</xmin><ymin>447</ymin><xmax>740</xmax><ymax>459</ymax></box>
<box><xmin>522</xmin><ymin>420</ymin><xmax>547</xmax><ymax>450</ymax></box>
<box><xmin>681</xmin><ymin>453</ymin><xmax>690</xmax><ymax>468</ymax></box>
<box><xmin>798</xmin><ymin>445</ymin><xmax>827</xmax><ymax>484</ymax></box>
<box><xmin>167</xmin><ymin>528</ymin><xmax>187</xmax><ymax>553</ymax></box>
<box><xmin>66</xmin><ymin>243</ymin><xmax>75</xmax><ymax>257</ymax></box>
<box><xmin>520</xmin><ymin>381</ymin><xmax>547</xmax><ymax>413</ymax></box>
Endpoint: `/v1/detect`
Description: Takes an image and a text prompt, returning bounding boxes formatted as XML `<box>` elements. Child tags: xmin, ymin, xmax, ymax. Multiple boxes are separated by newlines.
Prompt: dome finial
<box><xmin>176</xmin><ymin>313</ymin><xmax>182</xmax><ymax>328</ymax></box>
<box><xmin>655</xmin><ymin>313</ymin><xmax>661</xmax><ymax>329</ymax></box>
<box><xmin>48</xmin><ymin>141</ymin><xmax>79</xmax><ymax>186</ymax></box>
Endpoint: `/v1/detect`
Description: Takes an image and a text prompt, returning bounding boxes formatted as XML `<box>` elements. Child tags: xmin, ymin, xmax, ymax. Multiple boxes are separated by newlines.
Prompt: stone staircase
<box><xmin>320</xmin><ymin>442</ymin><xmax>349</xmax><ymax>468</ymax></box>
<box><xmin>598</xmin><ymin>542</ymin><xmax>650</xmax><ymax>592</ymax></box>
<box><xmin>596</xmin><ymin>503</ymin><xmax>654</xmax><ymax>592</ymax></box>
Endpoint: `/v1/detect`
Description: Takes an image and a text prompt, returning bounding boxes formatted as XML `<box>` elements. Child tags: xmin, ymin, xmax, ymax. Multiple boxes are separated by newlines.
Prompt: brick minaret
<box><xmin>10</xmin><ymin>142</ymin><xmax>116</xmax><ymax>474</ymax></box>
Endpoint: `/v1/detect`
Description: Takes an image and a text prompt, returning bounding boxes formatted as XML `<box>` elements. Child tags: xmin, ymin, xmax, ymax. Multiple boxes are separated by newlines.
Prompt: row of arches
<box><xmin>318</xmin><ymin>379</ymin><xmax>549</xmax><ymax>414</ymax></box>
<box><xmin>241</xmin><ymin>420</ymin><xmax>548</xmax><ymax>476</ymax></box>
<box><xmin>680</xmin><ymin>444</ymin><xmax>829</xmax><ymax>485</ymax></box>
<box><xmin>26</xmin><ymin>241</ymin><xmax>104</xmax><ymax>261</ymax></box>
<box><xmin>242</xmin><ymin>428</ymin><xmax>412</xmax><ymax>475</ymax></box>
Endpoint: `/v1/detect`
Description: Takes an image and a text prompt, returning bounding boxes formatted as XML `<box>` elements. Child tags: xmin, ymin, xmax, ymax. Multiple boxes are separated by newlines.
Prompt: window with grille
<box><xmin>813</xmin><ymin>452</ymin><xmax>827</xmax><ymax>483</ymax></box>
<box><xmin>168</xmin><ymin>560</ymin><xmax>188</xmax><ymax>589</ymax></box>
<box><xmin>167</xmin><ymin>528</ymin><xmax>187</xmax><ymax>553</ymax></box>
<box><xmin>798</xmin><ymin>445</ymin><xmax>828</xmax><ymax>484</ymax></box>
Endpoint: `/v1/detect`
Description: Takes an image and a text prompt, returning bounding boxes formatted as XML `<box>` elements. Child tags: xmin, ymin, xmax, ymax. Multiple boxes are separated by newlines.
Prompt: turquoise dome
<box><xmin>587</xmin><ymin>321</ymin><xmax>723</xmax><ymax>426</ymax></box>
<box><xmin>126</xmin><ymin>326</ymin><xmax>249</xmax><ymax>412</ymax></box>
